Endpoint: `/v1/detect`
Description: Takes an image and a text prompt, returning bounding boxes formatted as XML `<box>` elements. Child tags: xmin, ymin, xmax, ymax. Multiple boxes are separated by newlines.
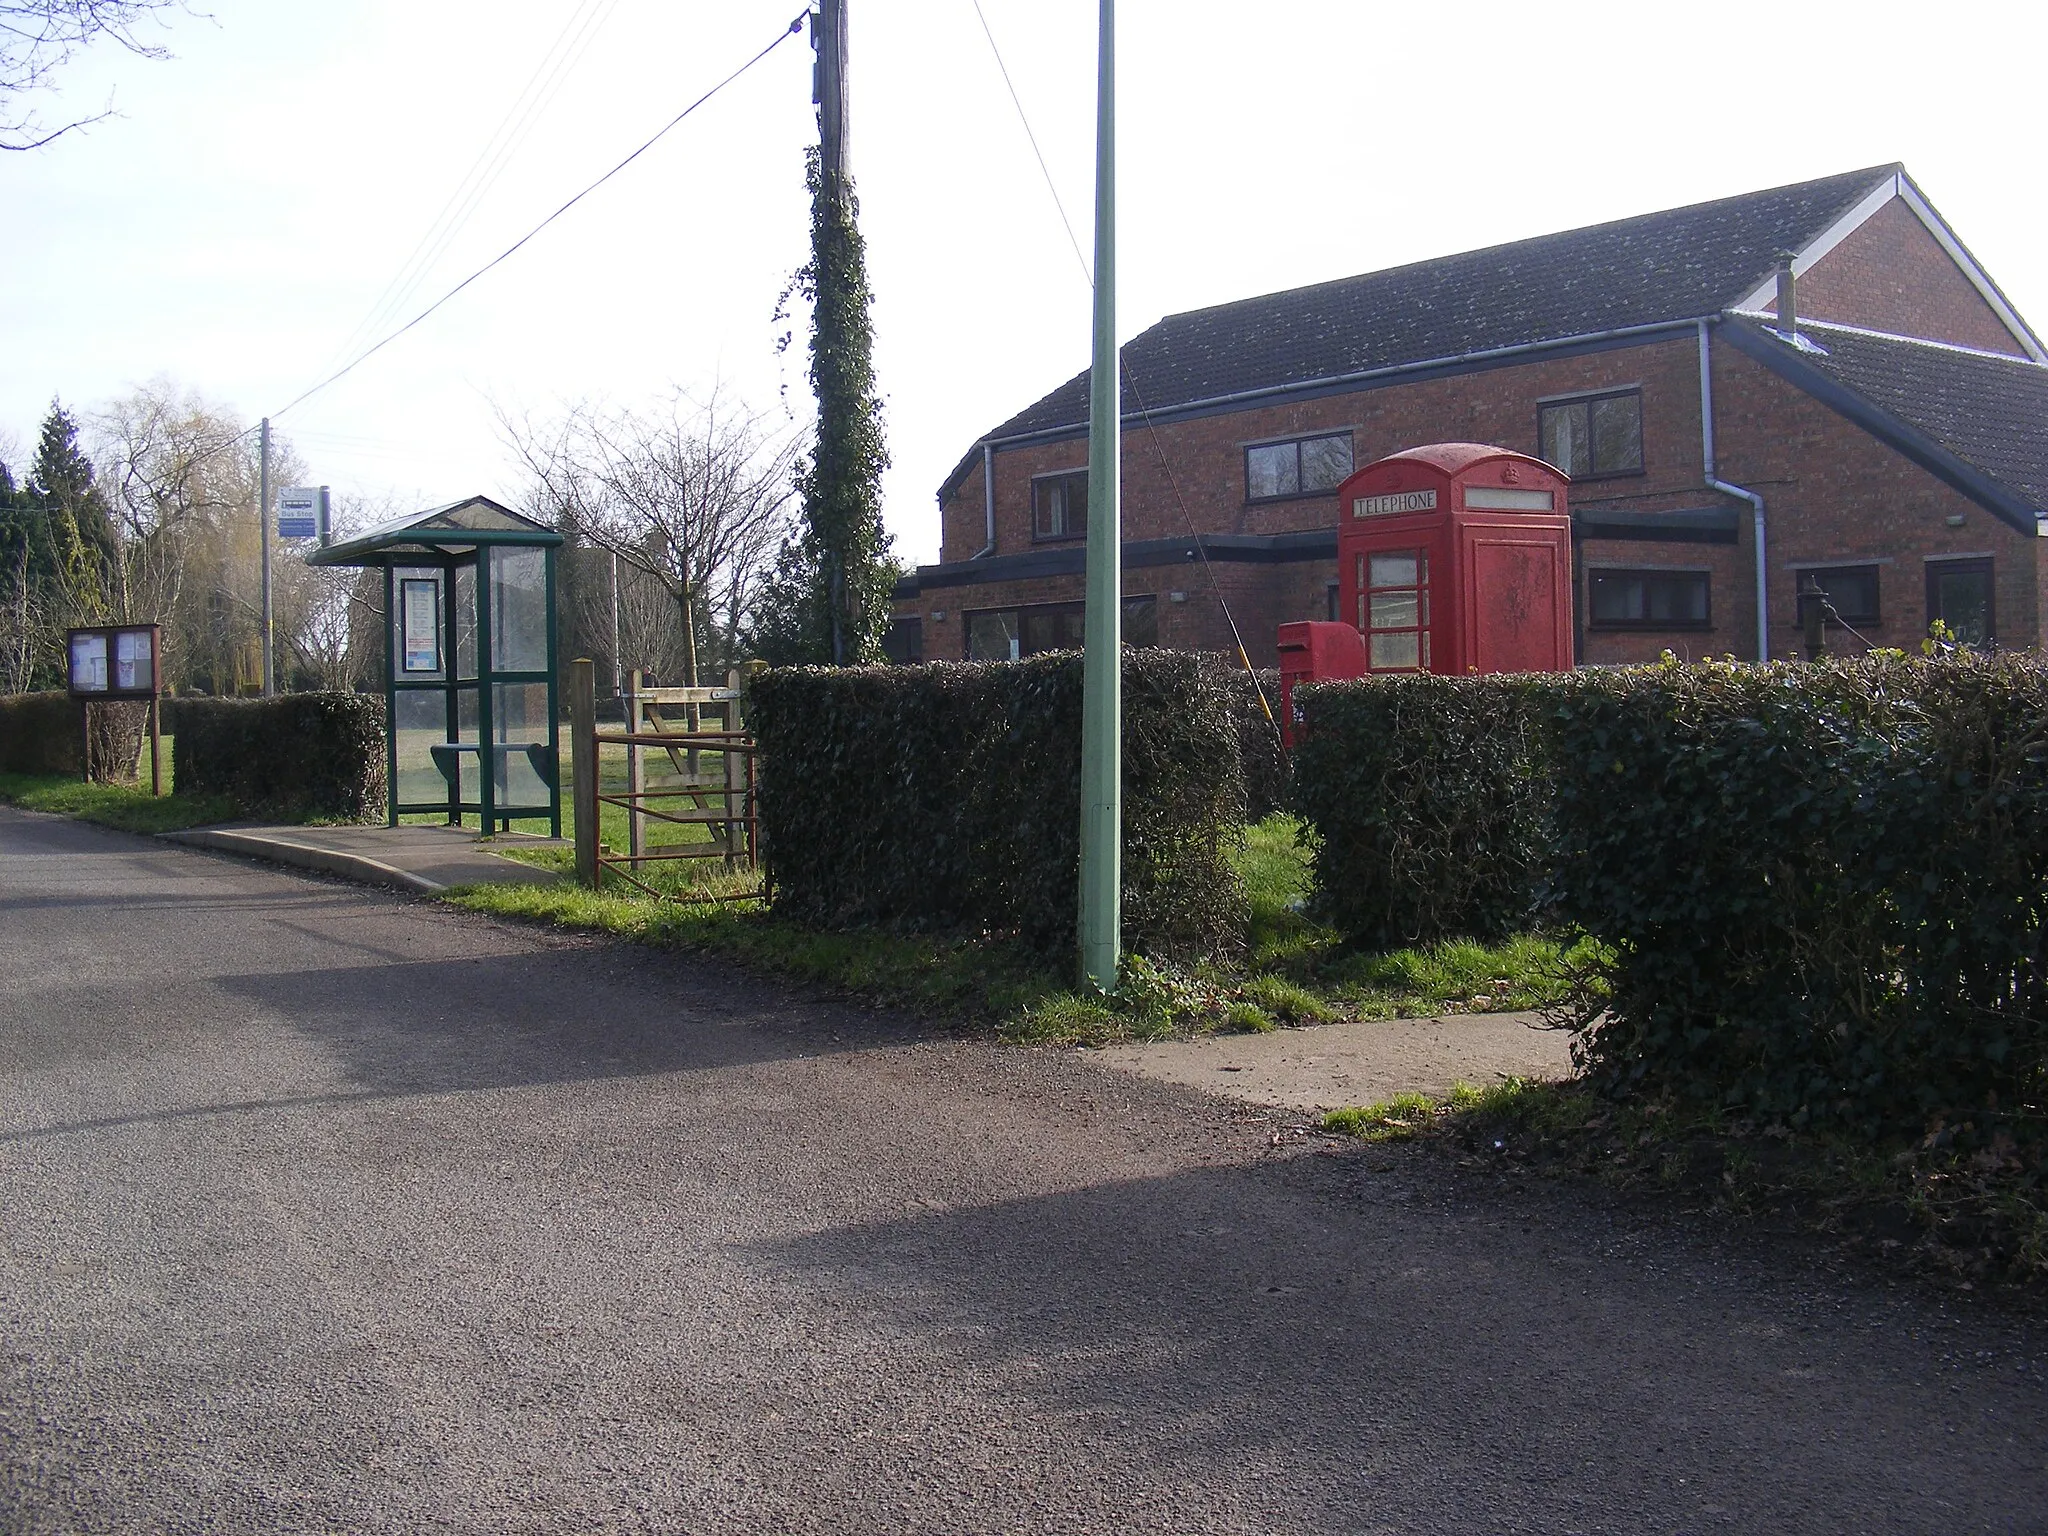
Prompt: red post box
<box><xmin>1276</xmin><ymin>442</ymin><xmax>1574</xmax><ymax>746</ymax></box>
<box><xmin>1277</xmin><ymin>618</ymin><xmax>1365</xmax><ymax>745</ymax></box>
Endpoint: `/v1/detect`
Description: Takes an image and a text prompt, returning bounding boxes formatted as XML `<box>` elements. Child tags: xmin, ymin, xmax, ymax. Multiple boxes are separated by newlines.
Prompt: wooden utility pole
<box><xmin>259</xmin><ymin>416</ymin><xmax>274</xmax><ymax>695</ymax></box>
<box><xmin>814</xmin><ymin>0</ymin><xmax>849</xmax><ymax>187</ymax></box>
<box><xmin>570</xmin><ymin>658</ymin><xmax>598</xmax><ymax>887</ymax></box>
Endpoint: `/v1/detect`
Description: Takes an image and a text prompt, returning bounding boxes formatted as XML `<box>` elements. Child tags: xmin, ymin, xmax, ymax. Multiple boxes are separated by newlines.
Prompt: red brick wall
<box><xmin>910</xmin><ymin>328</ymin><xmax>2040</xmax><ymax>667</ymax></box>
<box><xmin>1779</xmin><ymin>197</ymin><xmax>2027</xmax><ymax>357</ymax></box>
<box><xmin>944</xmin><ymin>334</ymin><xmax>1715</xmax><ymax>562</ymax></box>
<box><xmin>1708</xmin><ymin>342</ymin><xmax>2039</xmax><ymax>654</ymax></box>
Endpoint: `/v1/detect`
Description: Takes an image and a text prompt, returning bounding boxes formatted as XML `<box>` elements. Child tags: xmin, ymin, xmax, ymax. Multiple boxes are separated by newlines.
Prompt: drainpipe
<box><xmin>972</xmin><ymin>441</ymin><xmax>997</xmax><ymax>559</ymax></box>
<box><xmin>1698</xmin><ymin>319</ymin><xmax>1771</xmax><ymax>662</ymax></box>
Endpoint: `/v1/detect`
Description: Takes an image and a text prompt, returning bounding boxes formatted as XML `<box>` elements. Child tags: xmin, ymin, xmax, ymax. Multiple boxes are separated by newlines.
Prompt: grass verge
<box><xmin>1234</xmin><ymin>811</ymin><xmax>1603</xmax><ymax>1022</ymax></box>
<box><xmin>448</xmin><ymin>816</ymin><xmax>1594</xmax><ymax>1048</ymax></box>
<box><xmin>0</xmin><ymin>771</ymin><xmax>236</xmax><ymax>835</ymax></box>
<box><xmin>1320</xmin><ymin>1077</ymin><xmax>2048</xmax><ymax>1288</ymax></box>
<box><xmin>445</xmin><ymin>878</ymin><xmax>1070</xmax><ymax>1024</ymax></box>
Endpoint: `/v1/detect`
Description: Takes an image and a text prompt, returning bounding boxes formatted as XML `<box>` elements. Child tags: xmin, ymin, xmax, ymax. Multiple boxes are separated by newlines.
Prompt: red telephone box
<box><xmin>1278</xmin><ymin>442</ymin><xmax>1573</xmax><ymax>744</ymax></box>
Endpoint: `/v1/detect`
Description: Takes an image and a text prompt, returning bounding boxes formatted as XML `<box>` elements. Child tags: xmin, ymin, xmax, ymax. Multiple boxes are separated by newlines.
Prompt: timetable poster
<box><xmin>402</xmin><ymin>580</ymin><xmax>442</xmax><ymax>673</ymax></box>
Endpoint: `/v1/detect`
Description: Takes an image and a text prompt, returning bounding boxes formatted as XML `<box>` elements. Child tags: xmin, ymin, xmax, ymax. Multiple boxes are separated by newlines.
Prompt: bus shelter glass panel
<box><xmin>392</xmin><ymin>687</ymin><xmax>449</xmax><ymax>807</ymax></box>
<box><xmin>493</xmin><ymin>681</ymin><xmax>551</xmax><ymax>807</ymax></box>
<box><xmin>456</xmin><ymin>686</ymin><xmax>482</xmax><ymax>806</ymax></box>
<box><xmin>455</xmin><ymin>563</ymin><xmax>478</xmax><ymax>680</ymax></box>
<box><xmin>491</xmin><ymin>548</ymin><xmax>549</xmax><ymax>672</ymax></box>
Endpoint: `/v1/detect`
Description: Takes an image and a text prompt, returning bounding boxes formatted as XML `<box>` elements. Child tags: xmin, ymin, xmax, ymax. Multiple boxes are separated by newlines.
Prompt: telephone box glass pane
<box><xmin>1370</xmin><ymin>633</ymin><xmax>1420</xmax><ymax>669</ymax></box>
<box><xmin>1370</xmin><ymin>591</ymin><xmax>1419</xmax><ymax>630</ymax></box>
<box><xmin>1369</xmin><ymin>553</ymin><xmax>1419</xmax><ymax>588</ymax></box>
<box><xmin>395</xmin><ymin>570</ymin><xmax>444</xmax><ymax>679</ymax></box>
<box><xmin>491</xmin><ymin>548</ymin><xmax>549</xmax><ymax>673</ymax></box>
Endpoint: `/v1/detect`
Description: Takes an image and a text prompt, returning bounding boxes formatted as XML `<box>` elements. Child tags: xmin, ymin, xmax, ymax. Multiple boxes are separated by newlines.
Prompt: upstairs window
<box><xmin>1032</xmin><ymin>470</ymin><xmax>1088</xmax><ymax>541</ymax></box>
<box><xmin>1539</xmin><ymin>390</ymin><xmax>1643</xmax><ymax>478</ymax></box>
<box><xmin>1246</xmin><ymin>432</ymin><xmax>1354</xmax><ymax>501</ymax></box>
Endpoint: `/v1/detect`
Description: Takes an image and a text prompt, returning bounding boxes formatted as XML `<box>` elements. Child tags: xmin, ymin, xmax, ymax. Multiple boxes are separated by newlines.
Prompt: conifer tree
<box><xmin>28</xmin><ymin>402</ymin><xmax>116</xmax><ymax>619</ymax></box>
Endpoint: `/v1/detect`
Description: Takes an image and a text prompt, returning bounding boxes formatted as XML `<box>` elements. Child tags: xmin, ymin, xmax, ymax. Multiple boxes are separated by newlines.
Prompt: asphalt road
<box><xmin>1</xmin><ymin>805</ymin><xmax>2043</xmax><ymax>1535</ymax></box>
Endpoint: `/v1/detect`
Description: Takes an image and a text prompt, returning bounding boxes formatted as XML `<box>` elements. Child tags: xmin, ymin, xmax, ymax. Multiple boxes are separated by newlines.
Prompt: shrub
<box><xmin>1547</xmin><ymin>654</ymin><xmax>2048</xmax><ymax>1138</ymax></box>
<box><xmin>1289</xmin><ymin>672</ymin><xmax>1559</xmax><ymax>949</ymax></box>
<box><xmin>0</xmin><ymin>691</ymin><xmax>145</xmax><ymax>781</ymax></box>
<box><xmin>169</xmin><ymin>692</ymin><xmax>386</xmax><ymax>820</ymax></box>
<box><xmin>749</xmin><ymin>649</ymin><xmax>1248</xmax><ymax>964</ymax></box>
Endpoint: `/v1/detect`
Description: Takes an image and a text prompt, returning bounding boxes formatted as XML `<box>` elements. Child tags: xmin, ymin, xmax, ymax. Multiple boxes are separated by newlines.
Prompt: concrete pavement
<box><xmin>1098</xmin><ymin>1009</ymin><xmax>1575</xmax><ymax>1111</ymax></box>
<box><xmin>1</xmin><ymin>803</ymin><xmax>2043</xmax><ymax>1533</ymax></box>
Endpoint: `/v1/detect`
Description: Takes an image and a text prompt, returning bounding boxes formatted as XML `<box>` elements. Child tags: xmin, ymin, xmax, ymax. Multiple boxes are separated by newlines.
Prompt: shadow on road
<box><xmin>744</xmin><ymin>1149</ymin><xmax>2046</xmax><ymax>1532</ymax></box>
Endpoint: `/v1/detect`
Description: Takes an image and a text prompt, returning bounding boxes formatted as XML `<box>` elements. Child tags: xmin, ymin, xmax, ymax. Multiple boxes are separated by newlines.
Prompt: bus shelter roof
<box><xmin>306</xmin><ymin>495</ymin><xmax>563</xmax><ymax>567</ymax></box>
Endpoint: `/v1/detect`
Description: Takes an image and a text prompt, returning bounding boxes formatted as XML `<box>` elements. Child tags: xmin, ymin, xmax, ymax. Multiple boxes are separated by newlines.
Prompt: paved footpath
<box><xmin>1</xmin><ymin>806</ymin><xmax>2043</xmax><ymax>1534</ymax></box>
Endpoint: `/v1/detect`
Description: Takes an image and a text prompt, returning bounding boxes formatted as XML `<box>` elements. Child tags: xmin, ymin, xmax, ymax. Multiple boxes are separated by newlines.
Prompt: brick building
<box><xmin>892</xmin><ymin>165</ymin><xmax>2048</xmax><ymax>667</ymax></box>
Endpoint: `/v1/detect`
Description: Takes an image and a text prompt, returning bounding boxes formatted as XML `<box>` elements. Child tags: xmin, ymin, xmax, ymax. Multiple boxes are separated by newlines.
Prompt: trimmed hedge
<box><xmin>170</xmin><ymin>693</ymin><xmax>386</xmax><ymax>820</ymax></box>
<box><xmin>1290</xmin><ymin>673</ymin><xmax>1556</xmax><ymax>949</ymax></box>
<box><xmin>1288</xmin><ymin>653</ymin><xmax>2048</xmax><ymax>1137</ymax></box>
<box><xmin>0</xmin><ymin>691</ymin><xmax>145</xmax><ymax>781</ymax></box>
<box><xmin>750</xmin><ymin>650</ymin><xmax>1249</xmax><ymax>963</ymax></box>
<box><xmin>1548</xmin><ymin>654</ymin><xmax>2048</xmax><ymax>1136</ymax></box>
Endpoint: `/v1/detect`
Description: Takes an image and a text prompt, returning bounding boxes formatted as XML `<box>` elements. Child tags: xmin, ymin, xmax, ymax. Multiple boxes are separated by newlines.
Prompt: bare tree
<box><xmin>2</xmin><ymin>1</ymin><xmax>186</xmax><ymax>150</ymax></box>
<box><xmin>501</xmin><ymin>386</ymin><xmax>800</xmax><ymax>684</ymax></box>
<box><xmin>273</xmin><ymin>491</ymin><xmax>393</xmax><ymax>692</ymax></box>
<box><xmin>88</xmin><ymin>379</ymin><xmax>320</xmax><ymax>694</ymax></box>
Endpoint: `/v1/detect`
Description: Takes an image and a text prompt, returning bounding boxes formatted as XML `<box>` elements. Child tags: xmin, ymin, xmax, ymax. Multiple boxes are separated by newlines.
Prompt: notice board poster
<box><xmin>69</xmin><ymin>632</ymin><xmax>108</xmax><ymax>692</ymax></box>
<box><xmin>115</xmin><ymin>629</ymin><xmax>152</xmax><ymax>690</ymax></box>
<box><xmin>402</xmin><ymin>579</ymin><xmax>442</xmax><ymax>673</ymax></box>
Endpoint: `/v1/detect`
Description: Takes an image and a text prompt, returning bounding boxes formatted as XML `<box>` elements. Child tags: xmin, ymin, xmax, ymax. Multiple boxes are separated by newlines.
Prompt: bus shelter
<box><xmin>309</xmin><ymin>496</ymin><xmax>563</xmax><ymax>835</ymax></box>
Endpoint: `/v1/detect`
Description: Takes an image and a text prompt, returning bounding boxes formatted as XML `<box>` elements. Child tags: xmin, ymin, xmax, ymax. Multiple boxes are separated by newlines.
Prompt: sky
<box><xmin>3</xmin><ymin>0</ymin><xmax>2045</xmax><ymax>565</ymax></box>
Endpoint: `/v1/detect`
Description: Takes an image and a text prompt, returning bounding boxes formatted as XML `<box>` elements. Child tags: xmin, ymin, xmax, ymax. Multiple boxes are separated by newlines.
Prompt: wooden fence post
<box><xmin>570</xmin><ymin>658</ymin><xmax>598</xmax><ymax>887</ymax></box>
<box><xmin>626</xmin><ymin>667</ymin><xmax>645</xmax><ymax>863</ymax></box>
<box><xmin>722</xmin><ymin>669</ymin><xmax>742</xmax><ymax>868</ymax></box>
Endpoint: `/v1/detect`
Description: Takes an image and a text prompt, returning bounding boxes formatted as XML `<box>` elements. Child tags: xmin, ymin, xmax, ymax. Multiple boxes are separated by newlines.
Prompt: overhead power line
<box><xmin>270</xmin><ymin>10</ymin><xmax>809</xmax><ymax>427</ymax></box>
<box><xmin>967</xmin><ymin>0</ymin><xmax>1275</xmax><ymax>724</ymax></box>
<box><xmin>321</xmin><ymin>0</ymin><xmax>627</xmax><ymax>376</ymax></box>
<box><xmin>968</xmin><ymin>0</ymin><xmax>1090</xmax><ymax>286</ymax></box>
